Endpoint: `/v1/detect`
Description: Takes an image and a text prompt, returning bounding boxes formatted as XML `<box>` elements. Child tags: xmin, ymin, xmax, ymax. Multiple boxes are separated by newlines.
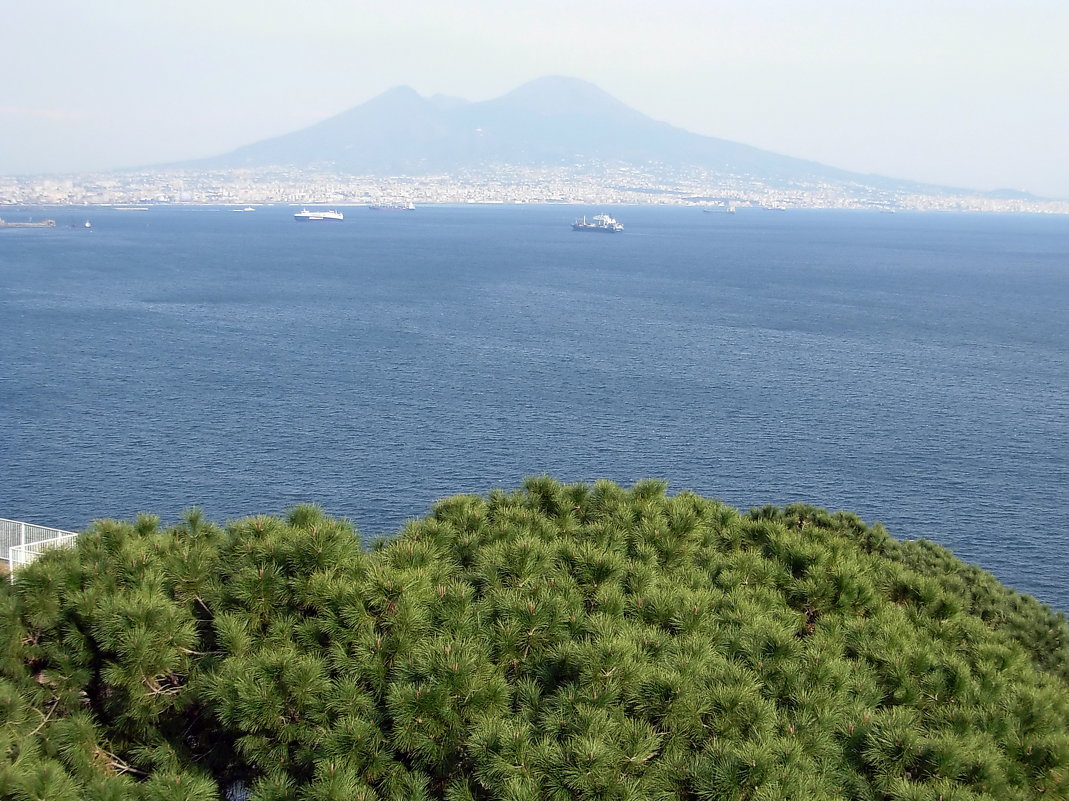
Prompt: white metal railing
<box><xmin>0</xmin><ymin>518</ymin><xmax>80</xmax><ymax>575</ymax></box>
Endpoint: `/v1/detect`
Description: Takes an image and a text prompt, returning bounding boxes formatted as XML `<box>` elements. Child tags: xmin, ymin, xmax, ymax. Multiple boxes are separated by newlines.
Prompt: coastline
<box><xmin>3</xmin><ymin>167</ymin><xmax>1067</xmax><ymax>214</ymax></box>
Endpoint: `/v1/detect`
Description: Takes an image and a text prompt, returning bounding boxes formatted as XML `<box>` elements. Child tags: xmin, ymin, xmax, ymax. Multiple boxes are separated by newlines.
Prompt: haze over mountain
<box><xmin>189</xmin><ymin>76</ymin><xmax>917</xmax><ymax>190</ymax></box>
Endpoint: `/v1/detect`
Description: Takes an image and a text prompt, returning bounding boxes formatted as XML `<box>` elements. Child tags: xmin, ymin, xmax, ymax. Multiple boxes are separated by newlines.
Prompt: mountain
<box><xmin>190</xmin><ymin>76</ymin><xmax>883</xmax><ymax>185</ymax></box>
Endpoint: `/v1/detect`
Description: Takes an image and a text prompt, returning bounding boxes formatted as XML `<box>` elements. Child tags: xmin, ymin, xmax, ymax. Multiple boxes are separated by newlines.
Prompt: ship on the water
<box><xmin>0</xmin><ymin>217</ymin><xmax>56</xmax><ymax>229</ymax></box>
<box><xmin>294</xmin><ymin>208</ymin><xmax>344</xmax><ymax>222</ymax></box>
<box><xmin>572</xmin><ymin>213</ymin><xmax>623</xmax><ymax>233</ymax></box>
<box><xmin>368</xmin><ymin>202</ymin><xmax>415</xmax><ymax>211</ymax></box>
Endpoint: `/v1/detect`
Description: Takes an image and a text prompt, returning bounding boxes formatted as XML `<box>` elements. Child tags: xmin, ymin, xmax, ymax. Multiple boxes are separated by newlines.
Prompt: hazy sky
<box><xmin>3</xmin><ymin>0</ymin><xmax>1067</xmax><ymax>197</ymax></box>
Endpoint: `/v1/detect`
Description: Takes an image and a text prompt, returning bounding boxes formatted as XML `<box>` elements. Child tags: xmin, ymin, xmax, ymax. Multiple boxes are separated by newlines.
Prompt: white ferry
<box><xmin>294</xmin><ymin>208</ymin><xmax>344</xmax><ymax>222</ymax></box>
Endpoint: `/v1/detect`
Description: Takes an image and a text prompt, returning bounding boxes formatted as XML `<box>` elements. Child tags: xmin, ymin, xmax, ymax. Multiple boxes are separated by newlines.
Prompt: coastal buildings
<box><xmin>1</xmin><ymin>166</ymin><xmax>1066</xmax><ymax>214</ymax></box>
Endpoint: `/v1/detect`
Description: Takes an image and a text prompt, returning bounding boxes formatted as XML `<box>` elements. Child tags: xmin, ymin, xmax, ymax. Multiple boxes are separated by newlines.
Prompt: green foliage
<box><xmin>1</xmin><ymin>482</ymin><xmax>1068</xmax><ymax>800</ymax></box>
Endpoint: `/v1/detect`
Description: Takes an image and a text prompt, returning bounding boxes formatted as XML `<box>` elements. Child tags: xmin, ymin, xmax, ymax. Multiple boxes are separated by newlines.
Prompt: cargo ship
<box><xmin>294</xmin><ymin>208</ymin><xmax>344</xmax><ymax>222</ymax></box>
<box><xmin>572</xmin><ymin>213</ymin><xmax>623</xmax><ymax>233</ymax></box>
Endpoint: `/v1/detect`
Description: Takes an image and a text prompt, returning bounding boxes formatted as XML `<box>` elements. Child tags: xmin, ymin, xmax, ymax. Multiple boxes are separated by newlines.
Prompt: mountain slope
<box><xmin>194</xmin><ymin>76</ymin><xmax>873</xmax><ymax>183</ymax></box>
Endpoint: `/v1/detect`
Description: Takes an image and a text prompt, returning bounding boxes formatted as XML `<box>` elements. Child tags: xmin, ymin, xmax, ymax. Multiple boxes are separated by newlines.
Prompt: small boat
<box><xmin>368</xmin><ymin>202</ymin><xmax>415</xmax><ymax>211</ymax></box>
<box><xmin>0</xmin><ymin>217</ymin><xmax>56</xmax><ymax>229</ymax></box>
<box><xmin>294</xmin><ymin>208</ymin><xmax>344</xmax><ymax>222</ymax></box>
<box><xmin>572</xmin><ymin>213</ymin><xmax>623</xmax><ymax>233</ymax></box>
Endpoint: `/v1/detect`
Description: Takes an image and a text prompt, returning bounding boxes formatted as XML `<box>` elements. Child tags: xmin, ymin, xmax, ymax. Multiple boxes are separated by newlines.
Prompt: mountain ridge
<box><xmin>187</xmin><ymin>76</ymin><xmax>922</xmax><ymax>190</ymax></box>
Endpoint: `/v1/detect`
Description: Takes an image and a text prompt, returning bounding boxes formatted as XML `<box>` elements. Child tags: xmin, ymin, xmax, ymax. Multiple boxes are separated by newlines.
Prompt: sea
<box><xmin>1</xmin><ymin>205</ymin><xmax>1067</xmax><ymax>612</ymax></box>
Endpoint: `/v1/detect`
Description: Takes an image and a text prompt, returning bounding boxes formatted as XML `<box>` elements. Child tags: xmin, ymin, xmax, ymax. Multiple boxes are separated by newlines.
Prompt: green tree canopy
<box><xmin>1</xmin><ymin>479</ymin><xmax>1067</xmax><ymax>800</ymax></box>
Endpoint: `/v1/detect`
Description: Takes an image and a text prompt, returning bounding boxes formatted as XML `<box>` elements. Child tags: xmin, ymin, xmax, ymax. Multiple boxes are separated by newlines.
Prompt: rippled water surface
<box><xmin>2</xmin><ymin>205</ymin><xmax>1067</xmax><ymax>610</ymax></box>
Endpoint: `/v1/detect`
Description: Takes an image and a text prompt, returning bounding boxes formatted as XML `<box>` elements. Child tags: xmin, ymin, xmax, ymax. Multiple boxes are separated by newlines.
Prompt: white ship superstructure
<box><xmin>572</xmin><ymin>213</ymin><xmax>623</xmax><ymax>233</ymax></box>
<box><xmin>294</xmin><ymin>208</ymin><xmax>344</xmax><ymax>222</ymax></box>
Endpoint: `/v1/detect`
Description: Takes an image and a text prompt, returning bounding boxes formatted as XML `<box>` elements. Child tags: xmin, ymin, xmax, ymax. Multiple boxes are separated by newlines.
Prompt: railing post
<box><xmin>19</xmin><ymin>522</ymin><xmax>25</xmax><ymax>550</ymax></box>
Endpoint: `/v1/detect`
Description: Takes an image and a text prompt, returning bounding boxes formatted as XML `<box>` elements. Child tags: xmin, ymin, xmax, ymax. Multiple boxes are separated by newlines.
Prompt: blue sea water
<box><xmin>1</xmin><ymin>205</ymin><xmax>1067</xmax><ymax>611</ymax></box>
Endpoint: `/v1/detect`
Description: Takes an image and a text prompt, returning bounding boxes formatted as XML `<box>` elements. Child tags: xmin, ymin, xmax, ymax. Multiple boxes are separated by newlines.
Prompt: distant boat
<box><xmin>702</xmin><ymin>204</ymin><xmax>736</xmax><ymax>214</ymax></box>
<box><xmin>572</xmin><ymin>213</ymin><xmax>623</xmax><ymax>233</ymax></box>
<box><xmin>294</xmin><ymin>208</ymin><xmax>344</xmax><ymax>222</ymax></box>
<box><xmin>368</xmin><ymin>202</ymin><xmax>415</xmax><ymax>211</ymax></box>
<box><xmin>0</xmin><ymin>217</ymin><xmax>56</xmax><ymax>229</ymax></box>
<box><xmin>232</xmin><ymin>207</ymin><xmax>256</xmax><ymax>212</ymax></box>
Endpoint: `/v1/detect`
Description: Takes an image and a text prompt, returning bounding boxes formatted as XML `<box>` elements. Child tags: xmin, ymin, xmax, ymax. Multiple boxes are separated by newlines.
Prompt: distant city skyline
<box><xmin>3</xmin><ymin>0</ymin><xmax>1067</xmax><ymax>198</ymax></box>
